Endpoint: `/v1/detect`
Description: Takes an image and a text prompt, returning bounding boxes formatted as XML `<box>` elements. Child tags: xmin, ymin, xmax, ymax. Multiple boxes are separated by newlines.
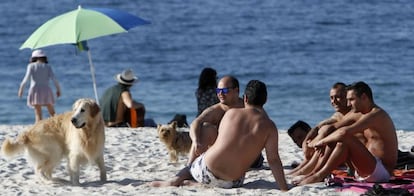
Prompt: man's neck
<box><xmin>226</xmin><ymin>98</ymin><xmax>243</xmax><ymax>108</ymax></box>
<box><xmin>339</xmin><ymin>107</ymin><xmax>351</xmax><ymax>115</ymax></box>
<box><xmin>361</xmin><ymin>103</ymin><xmax>377</xmax><ymax>114</ymax></box>
<box><xmin>245</xmin><ymin>104</ymin><xmax>263</xmax><ymax>111</ymax></box>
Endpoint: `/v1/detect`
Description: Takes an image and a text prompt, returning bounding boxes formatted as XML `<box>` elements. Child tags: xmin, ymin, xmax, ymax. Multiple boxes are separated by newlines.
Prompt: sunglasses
<box><xmin>216</xmin><ymin>88</ymin><xmax>231</xmax><ymax>94</ymax></box>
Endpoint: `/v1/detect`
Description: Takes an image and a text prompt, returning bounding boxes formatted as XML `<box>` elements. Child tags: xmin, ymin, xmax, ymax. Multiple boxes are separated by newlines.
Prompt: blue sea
<box><xmin>1</xmin><ymin>0</ymin><xmax>413</xmax><ymax>131</ymax></box>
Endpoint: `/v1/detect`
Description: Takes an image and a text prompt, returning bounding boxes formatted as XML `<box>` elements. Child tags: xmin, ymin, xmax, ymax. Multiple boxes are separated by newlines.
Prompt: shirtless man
<box><xmin>289</xmin><ymin>82</ymin><xmax>351</xmax><ymax>176</ymax></box>
<box><xmin>299</xmin><ymin>81</ymin><xmax>398</xmax><ymax>185</ymax></box>
<box><xmin>150</xmin><ymin>80</ymin><xmax>289</xmax><ymax>191</ymax></box>
<box><xmin>287</xmin><ymin>120</ymin><xmax>311</xmax><ymax>148</ymax></box>
<box><xmin>187</xmin><ymin>75</ymin><xmax>244</xmax><ymax>165</ymax></box>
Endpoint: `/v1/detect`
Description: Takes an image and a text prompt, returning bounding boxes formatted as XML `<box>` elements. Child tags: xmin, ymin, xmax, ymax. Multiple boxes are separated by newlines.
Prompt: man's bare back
<box><xmin>149</xmin><ymin>80</ymin><xmax>288</xmax><ymax>191</ymax></box>
<box><xmin>204</xmin><ymin>107</ymin><xmax>275</xmax><ymax>180</ymax></box>
<box><xmin>188</xmin><ymin>76</ymin><xmax>244</xmax><ymax>163</ymax></box>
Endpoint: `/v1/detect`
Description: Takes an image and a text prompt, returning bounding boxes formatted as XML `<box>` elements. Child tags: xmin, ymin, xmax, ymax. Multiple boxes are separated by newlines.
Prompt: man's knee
<box><xmin>333</xmin><ymin>141</ymin><xmax>346</xmax><ymax>150</ymax></box>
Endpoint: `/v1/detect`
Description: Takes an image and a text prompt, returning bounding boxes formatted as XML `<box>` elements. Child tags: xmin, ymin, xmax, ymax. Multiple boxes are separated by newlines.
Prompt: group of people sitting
<box><xmin>100</xmin><ymin>68</ymin><xmax>401</xmax><ymax>192</ymax></box>
<box><xmin>287</xmin><ymin>83</ymin><xmax>414</xmax><ymax>185</ymax></box>
<box><xmin>149</xmin><ymin>78</ymin><xmax>402</xmax><ymax>192</ymax></box>
<box><xmin>286</xmin><ymin>82</ymin><xmax>399</xmax><ymax>186</ymax></box>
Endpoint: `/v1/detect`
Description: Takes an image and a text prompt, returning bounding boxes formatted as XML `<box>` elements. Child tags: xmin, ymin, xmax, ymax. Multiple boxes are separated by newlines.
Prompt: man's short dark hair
<box><xmin>244</xmin><ymin>80</ymin><xmax>267</xmax><ymax>106</ymax></box>
<box><xmin>346</xmin><ymin>81</ymin><xmax>373</xmax><ymax>101</ymax></box>
<box><xmin>287</xmin><ymin>120</ymin><xmax>311</xmax><ymax>136</ymax></box>
<box><xmin>332</xmin><ymin>82</ymin><xmax>347</xmax><ymax>89</ymax></box>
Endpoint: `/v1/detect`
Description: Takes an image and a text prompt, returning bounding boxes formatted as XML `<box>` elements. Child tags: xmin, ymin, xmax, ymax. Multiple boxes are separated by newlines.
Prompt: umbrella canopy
<box><xmin>20</xmin><ymin>5</ymin><xmax>150</xmax><ymax>49</ymax></box>
<box><xmin>20</xmin><ymin>5</ymin><xmax>150</xmax><ymax>103</ymax></box>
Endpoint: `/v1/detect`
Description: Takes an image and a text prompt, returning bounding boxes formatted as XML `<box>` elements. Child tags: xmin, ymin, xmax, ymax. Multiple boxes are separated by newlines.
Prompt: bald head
<box><xmin>216</xmin><ymin>76</ymin><xmax>240</xmax><ymax>105</ymax></box>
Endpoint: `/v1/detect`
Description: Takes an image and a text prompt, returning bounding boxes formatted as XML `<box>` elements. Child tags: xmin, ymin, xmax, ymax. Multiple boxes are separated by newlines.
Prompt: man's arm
<box><xmin>301</xmin><ymin>127</ymin><xmax>319</xmax><ymax>160</ymax></box>
<box><xmin>308</xmin><ymin>111</ymin><xmax>362</xmax><ymax>147</ymax></box>
<box><xmin>307</xmin><ymin>112</ymin><xmax>343</xmax><ymax>142</ymax></box>
<box><xmin>190</xmin><ymin>105</ymin><xmax>222</xmax><ymax>155</ymax></box>
<box><xmin>314</xmin><ymin>113</ymin><xmax>371</xmax><ymax>147</ymax></box>
<box><xmin>121</xmin><ymin>91</ymin><xmax>134</xmax><ymax>108</ymax></box>
<box><xmin>265</xmin><ymin>126</ymin><xmax>288</xmax><ymax>191</ymax></box>
<box><xmin>301</xmin><ymin>112</ymin><xmax>341</xmax><ymax>158</ymax></box>
<box><xmin>316</xmin><ymin>117</ymin><xmax>337</xmax><ymax>128</ymax></box>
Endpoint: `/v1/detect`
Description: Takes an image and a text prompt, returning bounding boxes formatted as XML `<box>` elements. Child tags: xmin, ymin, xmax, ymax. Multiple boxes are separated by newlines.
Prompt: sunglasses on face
<box><xmin>216</xmin><ymin>88</ymin><xmax>231</xmax><ymax>94</ymax></box>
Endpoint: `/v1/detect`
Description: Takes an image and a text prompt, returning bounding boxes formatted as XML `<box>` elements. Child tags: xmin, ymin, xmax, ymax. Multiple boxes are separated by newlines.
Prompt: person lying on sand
<box><xmin>149</xmin><ymin>80</ymin><xmax>288</xmax><ymax>191</ymax></box>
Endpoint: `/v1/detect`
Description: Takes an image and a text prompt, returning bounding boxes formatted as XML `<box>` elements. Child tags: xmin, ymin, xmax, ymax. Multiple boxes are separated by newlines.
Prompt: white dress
<box><xmin>20</xmin><ymin>62</ymin><xmax>58</xmax><ymax>107</ymax></box>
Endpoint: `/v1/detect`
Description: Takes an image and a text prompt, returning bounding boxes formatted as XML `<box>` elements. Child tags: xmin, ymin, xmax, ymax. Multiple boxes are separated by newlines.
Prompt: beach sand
<box><xmin>0</xmin><ymin>125</ymin><xmax>412</xmax><ymax>195</ymax></box>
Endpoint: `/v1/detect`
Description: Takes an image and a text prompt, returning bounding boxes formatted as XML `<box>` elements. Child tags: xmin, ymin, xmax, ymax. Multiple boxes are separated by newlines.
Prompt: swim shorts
<box><xmin>190</xmin><ymin>154</ymin><xmax>244</xmax><ymax>188</ymax></box>
<box><xmin>355</xmin><ymin>157</ymin><xmax>391</xmax><ymax>182</ymax></box>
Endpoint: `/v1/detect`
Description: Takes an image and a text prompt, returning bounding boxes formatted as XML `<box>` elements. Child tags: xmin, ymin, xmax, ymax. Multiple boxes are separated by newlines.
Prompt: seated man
<box><xmin>150</xmin><ymin>80</ymin><xmax>288</xmax><ymax>191</ymax></box>
<box><xmin>288</xmin><ymin>82</ymin><xmax>351</xmax><ymax>176</ymax></box>
<box><xmin>300</xmin><ymin>81</ymin><xmax>398</xmax><ymax>185</ymax></box>
<box><xmin>100</xmin><ymin>69</ymin><xmax>146</xmax><ymax>127</ymax></box>
<box><xmin>188</xmin><ymin>75</ymin><xmax>263</xmax><ymax>168</ymax></box>
<box><xmin>287</xmin><ymin>120</ymin><xmax>311</xmax><ymax>148</ymax></box>
<box><xmin>287</xmin><ymin>120</ymin><xmax>311</xmax><ymax>168</ymax></box>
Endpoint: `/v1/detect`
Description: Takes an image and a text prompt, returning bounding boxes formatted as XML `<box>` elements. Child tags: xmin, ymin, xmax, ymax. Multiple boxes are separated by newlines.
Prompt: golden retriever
<box><xmin>1</xmin><ymin>98</ymin><xmax>106</xmax><ymax>185</ymax></box>
<box><xmin>157</xmin><ymin>121</ymin><xmax>192</xmax><ymax>163</ymax></box>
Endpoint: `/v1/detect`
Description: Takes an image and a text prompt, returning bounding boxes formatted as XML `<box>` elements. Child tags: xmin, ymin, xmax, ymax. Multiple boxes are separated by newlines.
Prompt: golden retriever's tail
<box><xmin>1</xmin><ymin>133</ymin><xmax>28</xmax><ymax>158</ymax></box>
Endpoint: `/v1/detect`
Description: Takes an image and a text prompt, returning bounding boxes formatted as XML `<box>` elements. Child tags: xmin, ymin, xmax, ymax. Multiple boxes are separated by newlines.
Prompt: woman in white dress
<box><xmin>18</xmin><ymin>50</ymin><xmax>61</xmax><ymax>122</ymax></box>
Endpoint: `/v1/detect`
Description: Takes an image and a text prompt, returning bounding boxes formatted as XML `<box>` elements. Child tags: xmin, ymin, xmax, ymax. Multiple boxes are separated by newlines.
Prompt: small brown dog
<box><xmin>157</xmin><ymin>121</ymin><xmax>192</xmax><ymax>162</ymax></box>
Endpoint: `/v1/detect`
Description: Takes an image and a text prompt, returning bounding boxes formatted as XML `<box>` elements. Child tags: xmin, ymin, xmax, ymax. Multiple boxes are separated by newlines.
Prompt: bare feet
<box><xmin>291</xmin><ymin>175</ymin><xmax>306</xmax><ymax>185</ymax></box>
<box><xmin>182</xmin><ymin>180</ymin><xmax>200</xmax><ymax>186</ymax></box>
<box><xmin>148</xmin><ymin>180</ymin><xmax>178</xmax><ymax>187</ymax></box>
<box><xmin>148</xmin><ymin>179</ymin><xmax>199</xmax><ymax>187</ymax></box>
<box><xmin>298</xmin><ymin>174</ymin><xmax>324</xmax><ymax>185</ymax></box>
<box><xmin>288</xmin><ymin>170</ymin><xmax>300</xmax><ymax>177</ymax></box>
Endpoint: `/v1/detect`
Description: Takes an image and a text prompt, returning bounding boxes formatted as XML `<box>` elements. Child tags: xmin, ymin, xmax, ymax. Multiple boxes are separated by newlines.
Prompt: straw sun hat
<box><xmin>115</xmin><ymin>69</ymin><xmax>138</xmax><ymax>85</ymax></box>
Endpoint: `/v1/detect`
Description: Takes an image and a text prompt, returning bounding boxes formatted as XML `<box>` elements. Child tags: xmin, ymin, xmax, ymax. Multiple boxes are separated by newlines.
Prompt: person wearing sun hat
<box><xmin>100</xmin><ymin>69</ymin><xmax>146</xmax><ymax>127</ymax></box>
<box><xmin>18</xmin><ymin>49</ymin><xmax>61</xmax><ymax>123</ymax></box>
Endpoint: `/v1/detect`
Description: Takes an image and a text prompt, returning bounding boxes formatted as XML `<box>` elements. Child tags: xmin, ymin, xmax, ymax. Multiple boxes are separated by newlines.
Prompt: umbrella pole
<box><xmin>87</xmin><ymin>50</ymin><xmax>100</xmax><ymax>105</ymax></box>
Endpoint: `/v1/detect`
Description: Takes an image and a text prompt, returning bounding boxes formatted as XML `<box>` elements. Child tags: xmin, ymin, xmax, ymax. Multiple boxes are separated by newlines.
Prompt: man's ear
<box><xmin>361</xmin><ymin>93</ymin><xmax>368</xmax><ymax>101</ymax></box>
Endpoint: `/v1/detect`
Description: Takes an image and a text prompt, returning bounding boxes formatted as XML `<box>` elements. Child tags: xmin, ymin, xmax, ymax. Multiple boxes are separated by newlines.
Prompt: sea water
<box><xmin>0</xmin><ymin>0</ymin><xmax>413</xmax><ymax>131</ymax></box>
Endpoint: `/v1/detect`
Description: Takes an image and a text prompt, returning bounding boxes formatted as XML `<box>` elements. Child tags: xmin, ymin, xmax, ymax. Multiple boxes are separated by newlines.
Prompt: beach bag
<box><xmin>126</xmin><ymin>107</ymin><xmax>145</xmax><ymax>128</ymax></box>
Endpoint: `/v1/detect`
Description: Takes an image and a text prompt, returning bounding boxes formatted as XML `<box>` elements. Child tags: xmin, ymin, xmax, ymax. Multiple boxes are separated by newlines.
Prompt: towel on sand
<box><xmin>327</xmin><ymin>169</ymin><xmax>414</xmax><ymax>195</ymax></box>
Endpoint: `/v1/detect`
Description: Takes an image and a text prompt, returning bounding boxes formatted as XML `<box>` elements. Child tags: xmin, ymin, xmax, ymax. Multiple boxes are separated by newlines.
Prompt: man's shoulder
<box><xmin>344</xmin><ymin>110</ymin><xmax>362</xmax><ymax>119</ymax></box>
<box><xmin>199</xmin><ymin>103</ymin><xmax>227</xmax><ymax>117</ymax></box>
<box><xmin>208</xmin><ymin>103</ymin><xmax>226</xmax><ymax>111</ymax></box>
<box><xmin>331</xmin><ymin>112</ymin><xmax>344</xmax><ymax>120</ymax></box>
<box><xmin>367</xmin><ymin>106</ymin><xmax>391</xmax><ymax>120</ymax></box>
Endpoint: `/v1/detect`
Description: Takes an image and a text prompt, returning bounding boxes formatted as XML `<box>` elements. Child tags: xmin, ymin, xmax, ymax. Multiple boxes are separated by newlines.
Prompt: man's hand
<box><xmin>302</xmin><ymin>139</ymin><xmax>314</xmax><ymax>160</ymax></box>
<box><xmin>309</xmin><ymin>139</ymin><xmax>326</xmax><ymax>149</ymax></box>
